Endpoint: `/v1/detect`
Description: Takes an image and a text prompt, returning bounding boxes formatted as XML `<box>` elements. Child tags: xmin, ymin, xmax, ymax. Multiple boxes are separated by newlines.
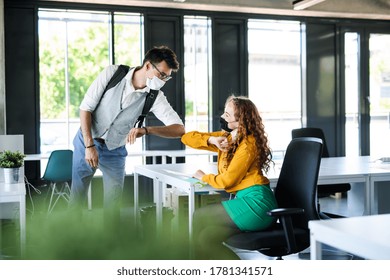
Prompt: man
<box><xmin>69</xmin><ymin>46</ymin><xmax>185</xmax><ymax>214</ymax></box>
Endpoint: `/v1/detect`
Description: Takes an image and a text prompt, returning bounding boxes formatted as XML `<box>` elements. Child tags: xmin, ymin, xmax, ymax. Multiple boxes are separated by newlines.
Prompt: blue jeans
<box><xmin>69</xmin><ymin>129</ymin><xmax>127</xmax><ymax>210</ymax></box>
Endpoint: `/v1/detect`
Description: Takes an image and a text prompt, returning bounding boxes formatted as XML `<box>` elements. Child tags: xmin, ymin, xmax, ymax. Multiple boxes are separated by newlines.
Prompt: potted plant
<box><xmin>0</xmin><ymin>150</ymin><xmax>26</xmax><ymax>184</ymax></box>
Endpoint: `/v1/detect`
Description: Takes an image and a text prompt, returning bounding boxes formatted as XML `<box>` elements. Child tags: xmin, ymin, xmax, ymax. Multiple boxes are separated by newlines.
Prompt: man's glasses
<box><xmin>150</xmin><ymin>62</ymin><xmax>172</xmax><ymax>81</ymax></box>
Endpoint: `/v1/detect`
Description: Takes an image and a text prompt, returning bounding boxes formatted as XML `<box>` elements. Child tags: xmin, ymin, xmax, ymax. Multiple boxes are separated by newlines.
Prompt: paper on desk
<box><xmin>163</xmin><ymin>169</ymin><xmax>208</xmax><ymax>187</ymax></box>
<box><xmin>372</xmin><ymin>158</ymin><xmax>390</xmax><ymax>170</ymax></box>
<box><xmin>163</xmin><ymin>169</ymin><xmax>193</xmax><ymax>178</ymax></box>
<box><xmin>376</xmin><ymin>163</ymin><xmax>390</xmax><ymax>170</ymax></box>
<box><xmin>379</xmin><ymin>157</ymin><xmax>390</xmax><ymax>163</ymax></box>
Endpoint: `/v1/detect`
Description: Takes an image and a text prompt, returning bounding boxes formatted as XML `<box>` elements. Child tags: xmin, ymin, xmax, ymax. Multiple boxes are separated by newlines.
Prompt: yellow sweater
<box><xmin>181</xmin><ymin>131</ymin><xmax>270</xmax><ymax>193</ymax></box>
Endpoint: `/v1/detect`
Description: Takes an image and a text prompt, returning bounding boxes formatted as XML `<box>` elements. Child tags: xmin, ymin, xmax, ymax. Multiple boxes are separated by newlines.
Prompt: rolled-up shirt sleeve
<box><xmin>150</xmin><ymin>91</ymin><xmax>184</xmax><ymax>126</ymax></box>
<box><xmin>79</xmin><ymin>65</ymin><xmax>118</xmax><ymax>112</ymax></box>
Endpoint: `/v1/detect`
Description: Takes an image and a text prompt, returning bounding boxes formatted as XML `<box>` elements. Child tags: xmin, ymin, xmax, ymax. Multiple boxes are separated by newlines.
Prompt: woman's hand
<box><xmin>193</xmin><ymin>169</ymin><xmax>206</xmax><ymax>180</ymax></box>
<box><xmin>208</xmin><ymin>136</ymin><xmax>229</xmax><ymax>151</ymax></box>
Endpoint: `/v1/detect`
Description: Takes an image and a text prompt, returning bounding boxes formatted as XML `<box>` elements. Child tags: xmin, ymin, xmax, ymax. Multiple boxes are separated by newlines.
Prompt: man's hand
<box><xmin>126</xmin><ymin>127</ymin><xmax>146</xmax><ymax>145</ymax></box>
<box><xmin>85</xmin><ymin>147</ymin><xmax>99</xmax><ymax>168</ymax></box>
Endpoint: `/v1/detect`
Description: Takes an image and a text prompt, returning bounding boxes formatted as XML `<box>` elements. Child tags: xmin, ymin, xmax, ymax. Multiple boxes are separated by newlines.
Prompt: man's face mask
<box><xmin>146</xmin><ymin>75</ymin><xmax>166</xmax><ymax>91</ymax></box>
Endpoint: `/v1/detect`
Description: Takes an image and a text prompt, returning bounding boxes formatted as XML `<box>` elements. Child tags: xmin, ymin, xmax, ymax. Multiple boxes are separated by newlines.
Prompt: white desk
<box><xmin>133</xmin><ymin>156</ymin><xmax>390</xmax><ymax>238</ymax></box>
<box><xmin>25</xmin><ymin>149</ymin><xmax>215</xmax><ymax>210</ymax></box>
<box><xmin>318</xmin><ymin>157</ymin><xmax>390</xmax><ymax>215</ymax></box>
<box><xmin>24</xmin><ymin>154</ymin><xmax>50</xmax><ymax>161</ymax></box>
<box><xmin>0</xmin><ymin>182</ymin><xmax>26</xmax><ymax>256</ymax></box>
<box><xmin>245</xmin><ymin>156</ymin><xmax>388</xmax><ymax>215</ymax></box>
<box><xmin>25</xmin><ymin>148</ymin><xmax>214</xmax><ymax>171</ymax></box>
<box><xmin>0</xmin><ymin>135</ymin><xmax>25</xmax><ymax>256</ymax></box>
<box><xmin>134</xmin><ymin>163</ymin><xmax>216</xmax><ymax>238</ymax></box>
<box><xmin>26</xmin><ymin>149</ymin><xmax>213</xmax><ymax>162</ymax></box>
<box><xmin>309</xmin><ymin>214</ymin><xmax>390</xmax><ymax>260</ymax></box>
<box><xmin>126</xmin><ymin>149</ymin><xmax>215</xmax><ymax>164</ymax></box>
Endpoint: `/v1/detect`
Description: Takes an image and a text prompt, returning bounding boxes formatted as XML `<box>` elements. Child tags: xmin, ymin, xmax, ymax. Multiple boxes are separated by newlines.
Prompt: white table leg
<box><xmin>134</xmin><ymin>173</ymin><xmax>139</xmax><ymax>228</ymax></box>
<box><xmin>155</xmin><ymin>180</ymin><xmax>163</xmax><ymax>234</ymax></box>
<box><xmin>87</xmin><ymin>182</ymin><xmax>92</xmax><ymax>210</ymax></box>
<box><xmin>310</xmin><ymin>233</ymin><xmax>322</xmax><ymax>260</ymax></box>
<box><xmin>20</xmin><ymin>194</ymin><xmax>26</xmax><ymax>257</ymax></box>
<box><xmin>188</xmin><ymin>186</ymin><xmax>196</xmax><ymax>258</ymax></box>
<box><xmin>188</xmin><ymin>187</ymin><xmax>195</xmax><ymax>240</ymax></box>
<box><xmin>365</xmin><ymin>175</ymin><xmax>371</xmax><ymax>215</ymax></box>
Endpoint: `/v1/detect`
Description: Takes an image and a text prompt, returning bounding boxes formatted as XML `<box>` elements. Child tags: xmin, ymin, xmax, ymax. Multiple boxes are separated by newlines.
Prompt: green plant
<box><xmin>0</xmin><ymin>150</ymin><xmax>26</xmax><ymax>168</ymax></box>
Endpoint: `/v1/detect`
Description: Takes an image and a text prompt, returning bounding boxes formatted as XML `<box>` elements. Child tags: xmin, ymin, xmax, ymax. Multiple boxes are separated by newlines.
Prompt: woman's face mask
<box><xmin>220</xmin><ymin>101</ymin><xmax>239</xmax><ymax>132</ymax></box>
<box><xmin>219</xmin><ymin>117</ymin><xmax>234</xmax><ymax>132</ymax></box>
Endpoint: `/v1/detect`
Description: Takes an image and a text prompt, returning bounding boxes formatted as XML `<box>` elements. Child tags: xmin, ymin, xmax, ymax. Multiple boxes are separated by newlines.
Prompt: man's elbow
<box><xmin>174</xmin><ymin>124</ymin><xmax>185</xmax><ymax>137</ymax></box>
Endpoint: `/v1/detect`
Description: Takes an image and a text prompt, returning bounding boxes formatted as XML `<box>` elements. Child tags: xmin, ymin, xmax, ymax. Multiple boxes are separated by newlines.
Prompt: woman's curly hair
<box><xmin>224</xmin><ymin>95</ymin><xmax>273</xmax><ymax>174</ymax></box>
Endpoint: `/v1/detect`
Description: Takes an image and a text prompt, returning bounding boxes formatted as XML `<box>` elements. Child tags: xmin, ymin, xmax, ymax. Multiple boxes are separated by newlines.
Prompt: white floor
<box><xmin>230</xmin><ymin>244</ymin><xmax>356</xmax><ymax>260</ymax></box>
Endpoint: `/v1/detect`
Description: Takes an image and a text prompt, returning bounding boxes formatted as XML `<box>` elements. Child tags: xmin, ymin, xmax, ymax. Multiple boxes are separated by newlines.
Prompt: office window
<box><xmin>38</xmin><ymin>9</ymin><xmax>143</xmax><ymax>154</ymax></box>
<box><xmin>345</xmin><ymin>32</ymin><xmax>359</xmax><ymax>156</ymax></box>
<box><xmin>183</xmin><ymin>16</ymin><xmax>212</xmax><ymax>164</ymax></box>
<box><xmin>345</xmin><ymin>32</ymin><xmax>390</xmax><ymax>157</ymax></box>
<box><xmin>248</xmin><ymin>19</ymin><xmax>302</xmax><ymax>156</ymax></box>
<box><xmin>369</xmin><ymin>34</ymin><xmax>390</xmax><ymax>158</ymax></box>
<box><xmin>183</xmin><ymin>16</ymin><xmax>212</xmax><ymax>132</ymax></box>
<box><xmin>113</xmin><ymin>13</ymin><xmax>144</xmax><ymax>66</ymax></box>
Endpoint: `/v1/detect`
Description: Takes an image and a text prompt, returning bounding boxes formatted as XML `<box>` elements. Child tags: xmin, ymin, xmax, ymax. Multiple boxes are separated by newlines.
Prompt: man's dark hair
<box><xmin>143</xmin><ymin>45</ymin><xmax>179</xmax><ymax>72</ymax></box>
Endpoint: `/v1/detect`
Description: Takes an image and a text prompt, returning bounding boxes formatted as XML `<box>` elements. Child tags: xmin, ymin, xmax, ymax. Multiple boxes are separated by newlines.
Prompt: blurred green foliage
<box><xmin>22</xmin><ymin>209</ymin><xmax>190</xmax><ymax>260</ymax></box>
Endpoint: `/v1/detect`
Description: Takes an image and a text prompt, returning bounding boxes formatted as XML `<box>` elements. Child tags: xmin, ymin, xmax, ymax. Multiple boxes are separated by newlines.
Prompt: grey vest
<box><xmin>91</xmin><ymin>78</ymin><xmax>147</xmax><ymax>150</ymax></box>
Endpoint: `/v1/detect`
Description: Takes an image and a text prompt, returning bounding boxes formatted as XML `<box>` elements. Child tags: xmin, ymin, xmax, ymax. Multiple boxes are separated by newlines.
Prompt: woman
<box><xmin>181</xmin><ymin>95</ymin><xmax>277</xmax><ymax>259</ymax></box>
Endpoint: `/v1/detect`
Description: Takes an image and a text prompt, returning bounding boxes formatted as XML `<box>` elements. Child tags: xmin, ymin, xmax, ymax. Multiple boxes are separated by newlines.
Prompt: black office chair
<box><xmin>291</xmin><ymin>127</ymin><xmax>351</xmax><ymax>218</ymax></box>
<box><xmin>224</xmin><ymin>137</ymin><xmax>323</xmax><ymax>260</ymax></box>
<box><xmin>41</xmin><ymin>150</ymin><xmax>73</xmax><ymax>213</ymax></box>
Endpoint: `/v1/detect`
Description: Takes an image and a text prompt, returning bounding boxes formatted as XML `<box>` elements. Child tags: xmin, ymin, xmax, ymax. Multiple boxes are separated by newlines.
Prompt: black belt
<box><xmin>94</xmin><ymin>138</ymin><xmax>105</xmax><ymax>144</ymax></box>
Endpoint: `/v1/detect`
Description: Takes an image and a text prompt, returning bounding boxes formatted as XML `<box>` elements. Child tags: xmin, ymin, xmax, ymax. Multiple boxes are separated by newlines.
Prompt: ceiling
<box><xmin>46</xmin><ymin>0</ymin><xmax>390</xmax><ymax>20</ymax></box>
